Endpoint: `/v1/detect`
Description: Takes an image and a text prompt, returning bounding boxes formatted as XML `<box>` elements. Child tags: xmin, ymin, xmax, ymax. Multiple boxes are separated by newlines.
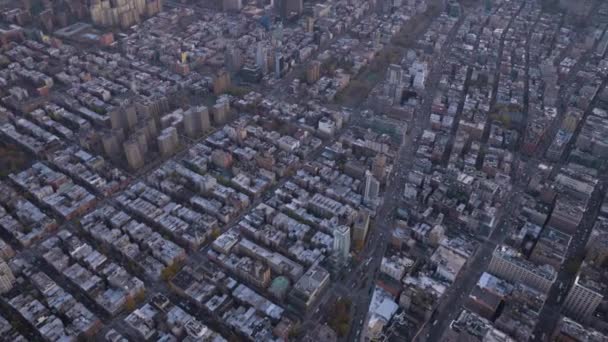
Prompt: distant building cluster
<box><xmin>353</xmin><ymin>0</ymin><xmax>608</xmax><ymax>341</ymax></box>
<box><xmin>0</xmin><ymin>0</ymin><xmax>608</xmax><ymax>341</ymax></box>
<box><xmin>90</xmin><ymin>0</ymin><xmax>163</xmax><ymax>28</ymax></box>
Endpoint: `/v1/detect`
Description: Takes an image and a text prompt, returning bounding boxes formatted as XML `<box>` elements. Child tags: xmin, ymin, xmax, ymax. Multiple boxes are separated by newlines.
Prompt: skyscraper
<box><xmin>256</xmin><ymin>41</ymin><xmax>268</xmax><ymax>74</ymax></box>
<box><xmin>364</xmin><ymin>170</ymin><xmax>380</xmax><ymax>204</ymax></box>
<box><xmin>372</xmin><ymin>154</ymin><xmax>387</xmax><ymax>181</ymax></box>
<box><xmin>386</xmin><ymin>64</ymin><xmax>405</xmax><ymax>105</ymax></box>
<box><xmin>387</xmin><ymin>64</ymin><xmax>404</xmax><ymax>85</ymax></box>
<box><xmin>306</xmin><ymin>60</ymin><xmax>321</xmax><ymax>84</ymax></box>
<box><xmin>353</xmin><ymin>210</ymin><xmax>371</xmax><ymax>247</ymax></box>
<box><xmin>225</xmin><ymin>44</ymin><xmax>243</xmax><ymax>72</ymax></box>
<box><xmin>198</xmin><ymin>106</ymin><xmax>211</xmax><ymax>133</ymax></box>
<box><xmin>333</xmin><ymin>225</ymin><xmax>351</xmax><ymax>262</ymax></box>
<box><xmin>274</xmin><ymin>49</ymin><xmax>283</xmax><ymax>79</ymax></box>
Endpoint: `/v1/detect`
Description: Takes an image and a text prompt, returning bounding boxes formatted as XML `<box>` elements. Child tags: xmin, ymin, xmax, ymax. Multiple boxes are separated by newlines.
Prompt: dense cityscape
<box><xmin>0</xmin><ymin>0</ymin><xmax>607</xmax><ymax>341</ymax></box>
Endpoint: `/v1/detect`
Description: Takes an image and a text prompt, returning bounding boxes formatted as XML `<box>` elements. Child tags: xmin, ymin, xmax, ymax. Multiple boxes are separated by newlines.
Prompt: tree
<box><xmin>288</xmin><ymin>321</ymin><xmax>302</xmax><ymax>339</ymax></box>
<box><xmin>134</xmin><ymin>289</ymin><xmax>146</xmax><ymax>304</ymax></box>
<box><xmin>211</xmin><ymin>228</ymin><xmax>222</xmax><ymax>240</ymax></box>
<box><xmin>564</xmin><ymin>256</ymin><xmax>583</xmax><ymax>276</ymax></box>
<box><xmin>327</xmin><ymin>298</ymin><xmax>352</xmax><ymax>337</ymax></box>
<box><xmin>0</xmin><ymin>143</ymin><xmax>28</xmax><ymax>177</ymax></box>
<box><xmin>226</xmin><ymin>86</ymin><xmax>251</xmax><ymax>97</ymax></box>
<box><xmin>124</xmin><ymin>296</ymin><xmax>137</xmax><ymax>312</ymax></box>
<box><xmin>161</xmin><ymin>262</ymin><xmax>181</xmax><ymax>281</ymax></box>
<box><xmin>337</xmin><ymin>323</ymin><xmax>349</xmax><ymax>337</ymax></box>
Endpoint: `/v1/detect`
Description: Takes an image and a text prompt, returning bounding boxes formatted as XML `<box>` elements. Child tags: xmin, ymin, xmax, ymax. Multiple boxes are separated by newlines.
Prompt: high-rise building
<box><xmin>124</xmin><ymin>105</ymin><xmax>138</xmax><ymax>130</ymax></box>
<box><xmin>364</xmin><ymin>170</ymin><xmax>380</xmax><ymax>204</ymax></box>
<box><xmin>198</xmin><ymin>106</ymin><xmax>211</xmax><ymax>133</ymax></box>
<box><xmin>90</xmin><ymin>0</ymin><xmax>163</xmax><ymax>28</ymax></box>
<box><xmin>183</xmin><ymin>106</ymin><xmax>211</xmax><ymax>138</ymax></box>
<box><xmin>241</xmin><ymin>66</ymin><xmax>263</xmax><ymax>83</ymax></box>
<box><xmin>386</xmin><ymin>64</ymin><xmax>405</xmax><ymax>105</ymax></box>
<box><xmin>183</xmin><ymin>107</ymin><xmax>199</xmax><ymax>138</ymax></box>
<box><xmin>0</xmin><ymin>259</ymin><xmax>15</xmax><ymax>294</ymax></box>
<box><xmin>123</xmin><ymin>138</ymin><xmax>144</xmax><ymax>170</ymax></box>
<box><xmin>102</xmin><ymin>132</ymin><xmax>121</xmax><ymax>160</ymax></box>
<box><xmin>276</xmin><ymin>0</ymin><xmax>303</xmax><ymax>18</ymax></box>
<box><xmin>225</xmin><ymin>44</ymin><xmax>243</xmax><ymax>72</ymax></box>
<box><xmin>274</xmin><ymin>49</ymin><xmax>283</xmax><ymax>79</ymax></box>
<box><xmin>255</xmin><ymin>42</ymin><xmax>268</xmax><ymax>74</ymax></box>
<box><xmin>488</xmin><ymin>245</ymin><xmax>557</xmax><ymax>293</ymax></box>
<box><xmin>387</xmin><ymin>64</ymin><xmax>403</xmax><ymax>85</ymax></box>
<box><xmin>109</xmin><ymin>106</ymin><xmax>138</xmax><ymax>131</ymax></box>
<box><xmin>135</xmin><ymin>130</ymin><xmax>149</xmax><ymax>155</ymax></box>
<box><xmin>333</xmin><ymin>225</ymin><xmax>351</xmax><ymax>262</ymax></box>
<box><xmin>212</xmin><ymin>101</ymin><xmax>230</xmax><ymax>126</ymax></box>
<box><xmin>562</xmin><ymin>263</ymin><xmax>605</xmax><ymax>322</ymax></box>
<box><xmin>304</xmin><ymin>16</ymin><xmax>315</xmax><ymax>33</ymax></box>
<box><xmin>353</xmin><ymin>210</ymin><xmax>371</xmax><ymax>246</ymax></box>
<box><xmin>372</xmin><ymin>154</ymin><xmax>387</xmax><ymax>181</ymax></box>
<box><xmin>223</xmin><ymin>0</ymin><xmax>243</xmax><ymax>11</ymax></box>
<box><xmin>109</xmin><ymin>109</ymin><xmax>123</xmax><ymax>131</ymax></box>
<box><xmin>306</xmin><ymin>60</ymin><xmax>321</xmax><ymax>84</ymax></box>
<box><xmin>372</xmin><ymin>31</ymin><xmax>381</xmax><ymax>49</ymax></box>
<box><xmin>213</xmin><ymin>69</ymin><xmax>231</xmax><ymax>95</ymax></box>
<box><xmin>157</xmin><ymin>127</ymin><xmax>179</xmax><ymax>157</ymax></box>
<box><xmin>394</xmin><ymin>83</ymin><xmax>404</xmax><ymax>105</ymax></box>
